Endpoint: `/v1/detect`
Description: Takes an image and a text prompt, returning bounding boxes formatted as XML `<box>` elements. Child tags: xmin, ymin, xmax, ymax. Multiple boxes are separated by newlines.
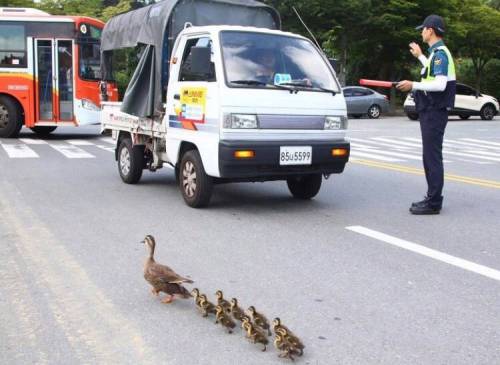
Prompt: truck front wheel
<box><xmin>118</xmin><ymin>137</ymin><xmax>144</xmax><ymax>184</ymax></box>
<box><xmin>179</xmin><ymin>149</ymin><xmax>213</xmax><ymax>208</ymax></box>
<box><xmin>287</xmin><ymin>174</ymin><xmax>322</xmax><ymax>199</ymax></box>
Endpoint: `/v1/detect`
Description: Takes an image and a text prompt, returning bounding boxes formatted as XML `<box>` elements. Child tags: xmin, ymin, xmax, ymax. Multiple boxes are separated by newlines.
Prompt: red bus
<box><xmin>0</xmin><ymin>7</ymin><xmax>118</xmax><ymax>137</ymax></box>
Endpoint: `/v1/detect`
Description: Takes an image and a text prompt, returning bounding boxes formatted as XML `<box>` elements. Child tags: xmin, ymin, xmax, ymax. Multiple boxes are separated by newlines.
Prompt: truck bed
<box><xmin>100</xmin><ymin>102</ymin><xmax>166</xmax><ymax>138</ymax></box>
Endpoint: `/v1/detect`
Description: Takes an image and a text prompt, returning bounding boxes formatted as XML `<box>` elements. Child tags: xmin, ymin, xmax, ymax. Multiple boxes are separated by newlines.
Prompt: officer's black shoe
<box><xmin>411</xmin><ymin>196</ymin><xmax>431</xmax><ymax>207</ymax></box>
<box><xmin>409</xmin><ymin>202</ymin><xmax>441</xmax><ymax>215</ymax></box>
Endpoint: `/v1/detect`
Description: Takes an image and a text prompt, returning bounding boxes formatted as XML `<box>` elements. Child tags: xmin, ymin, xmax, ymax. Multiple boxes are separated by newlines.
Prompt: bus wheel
<box><xmin>30</xmin><ymin>126</ymin><xmax>57</xmax><ymax>136</ymax></box>
<box><xmin>117</xmin><ymin>137</ymin><xmax>144</xmax><ymax>184</ymax></box>
<box><xmin>179</xmin><ymin>149</ymin><xmax>213</xmax><ymax>208</ymax></box>
<box><xmin>287</xmin><ymin>174</ymin><xmax>322</xmax><ymax>199</ymax></box>
<box><xmin>0</xmin><ymin>96</ymin><xmax>23</xmax><ymax>138</ymax></box>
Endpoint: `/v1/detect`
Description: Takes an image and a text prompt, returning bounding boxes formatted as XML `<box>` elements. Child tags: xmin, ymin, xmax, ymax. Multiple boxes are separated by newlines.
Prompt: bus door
<box><xmin>34</xmin><ymin>38</ymin><xmax>74</xmax><ymax>122</ymax></box>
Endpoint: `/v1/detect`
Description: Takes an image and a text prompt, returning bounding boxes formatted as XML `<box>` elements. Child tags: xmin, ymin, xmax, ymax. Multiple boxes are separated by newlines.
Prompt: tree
<box><xmin>458</xmin><ymin>4</ymin><xmax>500</xmax><ymax>91</ymax></box>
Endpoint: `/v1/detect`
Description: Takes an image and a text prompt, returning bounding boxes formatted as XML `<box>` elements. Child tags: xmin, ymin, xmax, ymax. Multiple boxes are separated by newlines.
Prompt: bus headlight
<box><xmin>324</xmin><ymin>116</ymin><xmax>348</xmax><ymax>130</ymax></box>
<box><xmin>224</xmin><ymin>114</ymin><xmax>258</xmax><ymax>129</ymax></box>
<box><xmin>81</xmin><ymin>99</ymin><xmax>100</xmax><ymax>111</ymax></box>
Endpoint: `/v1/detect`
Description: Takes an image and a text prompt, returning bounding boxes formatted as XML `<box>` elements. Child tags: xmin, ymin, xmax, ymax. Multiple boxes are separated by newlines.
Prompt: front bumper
<box><xmin>219</xmin><ymin>139</ymin><xmax>350</xmax><ymax>181</ymax></box>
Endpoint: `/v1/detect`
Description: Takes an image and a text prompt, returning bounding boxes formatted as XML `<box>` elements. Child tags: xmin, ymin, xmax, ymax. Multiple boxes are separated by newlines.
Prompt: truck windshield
<box><xmin>220</xmin><ymin>31</ymin><xmax>340</xmax><ymax>93</ymax></box>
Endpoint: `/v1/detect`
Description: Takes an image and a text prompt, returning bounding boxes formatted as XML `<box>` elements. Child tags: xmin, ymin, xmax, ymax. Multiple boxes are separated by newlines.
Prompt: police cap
<box><xmin>415</xmin><ymin>14</ymin><xmax>445</xmax><ymax>35</ymax></box>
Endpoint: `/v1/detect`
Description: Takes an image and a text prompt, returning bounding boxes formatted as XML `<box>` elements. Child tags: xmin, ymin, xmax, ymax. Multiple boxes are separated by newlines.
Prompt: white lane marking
<box><xmin>95</xmin><ymin>145</ymin><xmax>114</xmax><ymax>153</ymax></box>
<box><xmin>98</xmin><ymin>137</ymin><xmax>115</xmax><ymax>145</ymax></box>
<box><xmin>49</xmin><ymin>144</ymin><xmax>95</xmax><ymax>158</ymax></box>
<box><xmin>18</xmin><ymin>138</ymin><xmax>48</xmax><ymax>145</ymax></box>
<box><xmin>461</xmin><ymin>138</ymin><xmax>500</xmax><ymax>147</ymax></box>
<box><xmin>346</xmin><ymin>226</ymin><xmax>500</xmax><ymax>282</ymax></box>
<box><xmin>1</xmin><ymin>144</ymin><xmax>39</xmax><ymax>158</ymax></box>
<box><xmin>349</xmin><ymin>151</ymin><xmax>403</xmax><ymax>162</ymax></box>
<box><xmin>66</xmin><ymin>139</ymin><xmax>94</xmax><ymax>146</ymax></box>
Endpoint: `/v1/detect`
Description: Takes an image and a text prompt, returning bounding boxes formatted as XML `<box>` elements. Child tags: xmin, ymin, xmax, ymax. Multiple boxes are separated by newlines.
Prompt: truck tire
<box><xmin>287</xmin><ymin>174</ymin><xmax>322</xmax><ymax>199</ymax></box>
<box><xmin>30</xmin><ymin>126</ymin><xmax>57</xmax><ymax>136</ymax></box>
<box><xmin>407</xmin><ymin>112</ymin><xmax>419</xmax><ymax>121</ymax></box>
<box><xmin>0</xmin><ymin>95</ymin><xmax>23</xmax><ymax>138</ymax></box>
<box><xmin>179</xmin><ymin>149</ymin><xmax>213</xmax><ymax>208</ymax></box>
<box><xmin>117</xmin><ymin>137</ymin><xmax>144</xmax><ymax>184</ymax></box>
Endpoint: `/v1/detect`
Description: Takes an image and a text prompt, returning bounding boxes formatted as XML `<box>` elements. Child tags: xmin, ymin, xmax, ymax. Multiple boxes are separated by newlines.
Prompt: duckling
<box><xmin>247</xmin><ymin>306</ymin><xmax>271</xmax><ymax>336</ymax></box>
<box><xmin>191</xmin><ymin>288</ymin><xmax>203</xmax><ymax>307</ymax></box>
<box><xmin>274</xmin><ymin>333</ymin><xmax>300</xmax><ymax>361</ymax></box>
<box><xmin>272</xmin><ymin>317</ymin><xmax>296</xmax><ymax>337</ymax></box>
<box><xmin>276</xmin><ymin>327</ymin><xmax>305</xmax><ymax>356</ymax></box>
<box><xmin>198</xmin><ymin>294</ymin><xmax>217</xmax><ymax>317</ymax></box>
<box><xmin>141</xmin><ymin>235</ymin><xmax>193</xmax><ymax>304</ymax></box>
<box><xmin>215</xmin><ymin>305</ymin><xmax>236</xmax><ymax>333</ymax></box>
<box><xmin>242</xmin><ymin>317</ymin><xmax>269</xmax><ymax>351</ymax></box>
<box><xmin>230</xmin><ymin>298</ymin><xmax>246</xmax><ymax>322</ymax></box>
<box><xmin>215</xmin><ymin>290</ymin><xmax>231</xmax><ymax>313</ymax></box>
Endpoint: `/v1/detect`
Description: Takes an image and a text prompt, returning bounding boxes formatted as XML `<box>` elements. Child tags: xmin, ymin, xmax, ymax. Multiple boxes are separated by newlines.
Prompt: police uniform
<box><xmin>411</xmin><ymin>16</ymin><xmax>456</xmax><ymax>215</ymax></box>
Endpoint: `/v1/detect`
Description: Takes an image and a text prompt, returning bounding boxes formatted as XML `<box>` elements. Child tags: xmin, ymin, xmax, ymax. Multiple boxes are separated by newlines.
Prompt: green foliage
<box><xmin>5</xmin><ymin>0</ymin><xmax>497</xmax><ymax>101</ymax></box>
<box><xmin>265</xmin><ymin>0</ymin><xmax>499</xmax><ymax>97</ymax></box>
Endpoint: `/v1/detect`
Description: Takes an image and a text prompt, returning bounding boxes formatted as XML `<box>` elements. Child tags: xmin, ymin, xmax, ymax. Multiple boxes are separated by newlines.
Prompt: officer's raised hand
<box><xmin>396</xmin><ymin>80</ymin><xmax>413</xmax><ymax>92</ymax></box>
<box><xmin>409</xmin><ymin>42</ymin><xmax>422</xmax><ymax>58</ymax></box>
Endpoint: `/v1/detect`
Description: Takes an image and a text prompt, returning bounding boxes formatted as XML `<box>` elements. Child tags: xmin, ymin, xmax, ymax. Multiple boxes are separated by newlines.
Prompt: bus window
<box><xmin>0</xmin><ymin>23</ymin><xmax>27</xmax><ymax>67</ymax></box>
<box><xmin>79</xmin><ymin>43</ymin><xmax>101</xmax><ymax>80</ymax></box>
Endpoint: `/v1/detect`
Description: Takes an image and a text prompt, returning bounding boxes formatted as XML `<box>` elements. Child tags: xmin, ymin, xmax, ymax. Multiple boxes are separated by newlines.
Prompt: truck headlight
<box><xmin>324</xmin><ymin>116</ymin><xmax>348</xmax><ymax>130</ymax></box>
<box><xmin>81</xmin><ymin>99</ymin><xmax>100</xmax><ymax>111</ymax></box>
<box><xmin>225</xmin><ymin>114</ymin><xmax>258</xmax><ymax>129</ymax></box>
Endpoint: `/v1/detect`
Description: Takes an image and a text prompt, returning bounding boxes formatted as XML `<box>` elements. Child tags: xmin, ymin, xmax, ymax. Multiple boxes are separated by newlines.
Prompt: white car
<box><xmin>404</xmin><ymin>83</ymin><xmax>499</xmax><ymax>120</ymax></box>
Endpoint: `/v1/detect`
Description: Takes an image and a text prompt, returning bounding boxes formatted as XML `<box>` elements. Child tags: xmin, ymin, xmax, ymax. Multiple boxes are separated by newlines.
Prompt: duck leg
<box><xmin>162</xmin><ymin>295</ymin><xmax>174</xmax><ymax>304</ymax></box>
<box><xmin>151</xmin><ymin>288</ymin><xmax>159</xmax><ymax>296</ymax></box>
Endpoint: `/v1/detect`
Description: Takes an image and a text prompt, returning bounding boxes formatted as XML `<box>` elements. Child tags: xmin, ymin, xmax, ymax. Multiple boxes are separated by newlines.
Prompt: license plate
<box><xmin>279</xmin><ymin>146</ymin><xmax>312</xmax><ymax>165</ymax></box>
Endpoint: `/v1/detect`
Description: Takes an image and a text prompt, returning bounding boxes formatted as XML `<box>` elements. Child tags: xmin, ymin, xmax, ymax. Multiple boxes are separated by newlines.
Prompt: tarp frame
<box><xmin>100</xmin><ymin>0</ymin><xmax>280</xmax><ymax>117</ymax></box>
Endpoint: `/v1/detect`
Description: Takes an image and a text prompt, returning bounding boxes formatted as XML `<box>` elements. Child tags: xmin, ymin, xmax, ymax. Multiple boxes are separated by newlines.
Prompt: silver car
<box><xmin>343</xmin><ymin>86</ymin><xmax>390</xmax><ymax>119</ymax></box>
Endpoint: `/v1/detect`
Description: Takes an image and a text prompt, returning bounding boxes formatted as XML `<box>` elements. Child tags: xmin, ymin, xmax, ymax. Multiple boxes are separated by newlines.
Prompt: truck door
<box><xmin>166</xmin><ymin>35</ymin><xmax>218</xmax><ymax>132</ymax></box>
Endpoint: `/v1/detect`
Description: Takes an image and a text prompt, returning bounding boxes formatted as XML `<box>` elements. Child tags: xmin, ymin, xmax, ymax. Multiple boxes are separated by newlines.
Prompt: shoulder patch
<box><xmin>434</xmin><ymin>59</ymin><xmax>442</xmax><ymax>66</ymax></box>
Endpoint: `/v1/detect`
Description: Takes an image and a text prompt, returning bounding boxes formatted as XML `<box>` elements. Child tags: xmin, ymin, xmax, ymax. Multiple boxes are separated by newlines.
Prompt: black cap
<box><xmin>416</xmin><ymin>14</ymin><xmax>445</xmax><ymax>34</ymax></box>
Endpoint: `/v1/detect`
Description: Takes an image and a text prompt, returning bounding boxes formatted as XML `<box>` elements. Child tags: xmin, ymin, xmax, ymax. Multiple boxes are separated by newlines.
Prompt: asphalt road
<box><xmin>1</xmin><ymin>115</ymin><xmax>499</xmax><ymax>364</ymax></box>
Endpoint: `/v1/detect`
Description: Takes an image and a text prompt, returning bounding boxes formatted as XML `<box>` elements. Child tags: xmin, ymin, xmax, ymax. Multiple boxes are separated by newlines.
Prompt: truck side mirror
<box><xmin>190</xmin><ymin>46</ymin><xmax>211</xmax><ymax>76</ymax></box>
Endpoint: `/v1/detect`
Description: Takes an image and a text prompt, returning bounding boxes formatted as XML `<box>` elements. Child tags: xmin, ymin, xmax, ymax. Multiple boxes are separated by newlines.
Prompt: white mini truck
<box><xmin>100</xmin><ymin>0</ymin><xmax>350</xmax><ymax>208</ymax></box>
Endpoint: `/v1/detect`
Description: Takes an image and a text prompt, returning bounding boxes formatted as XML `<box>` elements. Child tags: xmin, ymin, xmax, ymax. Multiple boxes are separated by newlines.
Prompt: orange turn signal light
<box><xmin>331</xmin><ymin>148</ymin><xmax>348</xmax><ymax>157</ymax></box>
<box><xmin>234</xmin><ymin>150</ymin><xmax>255</xmax><ymax>159</ymax></box>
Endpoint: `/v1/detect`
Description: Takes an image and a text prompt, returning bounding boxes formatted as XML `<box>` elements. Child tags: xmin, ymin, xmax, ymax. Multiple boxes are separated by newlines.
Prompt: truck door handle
<box><xmin>174</xmin><ymin>94</ymin><xmax>180</xmax><ymax>100</ymax></box>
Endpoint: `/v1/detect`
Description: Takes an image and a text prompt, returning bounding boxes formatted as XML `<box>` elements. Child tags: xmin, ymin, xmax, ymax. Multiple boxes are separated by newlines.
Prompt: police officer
<box><xmin>397</xmin><ymin>15</ymin><xmax>456</xmax><ymax>215</ymax></box>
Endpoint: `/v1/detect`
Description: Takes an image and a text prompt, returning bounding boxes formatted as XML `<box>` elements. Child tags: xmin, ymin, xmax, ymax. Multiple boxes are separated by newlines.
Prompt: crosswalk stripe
<box><xmin>445</xmin><ymin>138</ymin><xmax>500</xmax><ymax>151</ymax></box>
<box><xmin>49</xmin><ymin>144</ymin><xmax>95</xmax><ymax>158</ymax></box>
<box><xmin>350</xmin><ymin>151</ymin><xmax>403</xmax><ymax>162</ymax></box>
<box><xmin>95</xmin><ymin>145</ymin><xmax>114</xmax><ymax>153</ymax></box>
<box><xmin>349</xmin><ymin>138</ymin><xmax>414</xmax><ymax>150</ymax></box>
<box><xmin>98</xmin><ymin>137</ymin><xmax>115</xmax><ymax>145</ymax></box>
<box><xmin>66</xmin><ymin>140</ymin><xmax>95</xmax><ymax>146</ymax></box>
<box><xmin>18</xmin><ymin>138</ymin><xmax>48</xmax><ymax>145</ymax></box>
<box><xmin>2</xmin><ymin>144</ymin><xmax>39</xmax><ymax>158</ymax></box>
<box><xmin>351</xmin><ymin>144</ymin><xmax>422</xmax><ymax>161</ymax></box>
<box><xmin>461</xmin><ymin>138</ymin><xmax>500</xmax><ymax>147</ymax></box>
<box><xmin>372</xmin><ymin>137</ymin><xmax>422</xmax><ymax>148</ymax></box>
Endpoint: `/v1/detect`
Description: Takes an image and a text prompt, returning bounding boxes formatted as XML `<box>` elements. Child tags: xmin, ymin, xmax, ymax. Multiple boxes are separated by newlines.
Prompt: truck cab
<box><xmin>100</xmin><ymin>1</ymin><xmax>349</xmax><ymax>207</ymax></box>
